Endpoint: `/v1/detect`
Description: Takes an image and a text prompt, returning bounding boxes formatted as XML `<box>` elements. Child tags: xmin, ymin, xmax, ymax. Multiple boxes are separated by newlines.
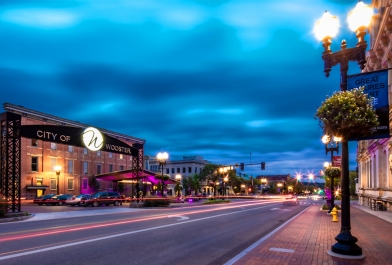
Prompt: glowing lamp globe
<box><xmin>347</xmin><ymin>1</ymin><xmax>373</xmax><ymax>32</ymax></box>
<box><xmin>314</xmin><ymin>11</ymin><xmax>339</xmax><ymax>41</ymax></box>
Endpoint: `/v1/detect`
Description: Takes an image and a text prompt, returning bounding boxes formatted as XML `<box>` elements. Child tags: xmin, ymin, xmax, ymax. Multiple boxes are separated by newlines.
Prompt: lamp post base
<box><xmin>330</xmin><ymin>230</ymin><xmax>363</xmax><ymax>256</ymax></box>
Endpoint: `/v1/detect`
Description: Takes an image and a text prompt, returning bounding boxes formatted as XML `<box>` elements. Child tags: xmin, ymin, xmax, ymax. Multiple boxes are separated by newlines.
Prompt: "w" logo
<box><xmin>82</xmin><ymin>127</ymin><xmax>104</xmax><ymax>151</ymax></box>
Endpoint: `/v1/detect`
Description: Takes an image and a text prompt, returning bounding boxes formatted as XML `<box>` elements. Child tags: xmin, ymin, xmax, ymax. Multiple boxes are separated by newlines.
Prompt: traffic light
<box><xmin>240</xmin><ymin>163</ymin><xmax>244</xmax><ymax>170</ymax></box>
<box><xmin>261</xmin><ymin>162</ymin><xmax>266</xmax><ymax>170</ymax></box>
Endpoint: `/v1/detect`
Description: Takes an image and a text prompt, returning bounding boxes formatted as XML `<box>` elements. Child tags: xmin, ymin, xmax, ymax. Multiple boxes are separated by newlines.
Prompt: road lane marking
<box><xmin>167</xmin><ymin>215</ymin><xmax>189</xmax><ymax>221</ymax></box>
<box><xmin>223</xmin><ymin>207</ymin><xmax>309</xmax><ymax>265</ymax></box>
<box><xmin>0</xmin><ymin>204</ymin><xmax>275</xmax><ymax>261</ymax></box>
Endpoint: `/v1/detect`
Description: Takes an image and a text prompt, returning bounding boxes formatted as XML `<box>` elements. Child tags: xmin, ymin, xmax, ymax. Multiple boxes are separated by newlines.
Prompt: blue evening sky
<box><xmin>0</xmin><ymin>0</ymin><xmax>371</xmax><ymax>182</ymax></box>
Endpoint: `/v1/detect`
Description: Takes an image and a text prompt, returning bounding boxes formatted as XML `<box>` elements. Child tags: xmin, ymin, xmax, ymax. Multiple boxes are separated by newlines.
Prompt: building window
<box><xmin>68</xmin><ymin>146</ymin><xmax>73</xmax><ymax>153</ymax></box>
<box><xmin>120</xmin><ymin>154</ymin><xmax>123</xmax><ymax>160</ymax></box>
<box><xmin>31</xmin><ymin>156</ymin><xmax>38</xmax><ymax>172</ymax></box>
<box><xmin>83</xmin><ymin>161</ymin><xmax>88</xmax><ymax>175</ymax></box>
<box><xmin>166</xmin><ymin>168</ymin><xmax>169</xmax><ymax>174</ymax></box>
<box><xmin>83</xmin><ymin>148</ymin><xmax>88</xmax><ymax>155</ymax></box>
<box><xmin>83</xmin><ymin>178</ymin><xmax>88</xmax><ymax>190</ymax></box>
<box><xmin>177</xmin><ymin>168</ymin><xmax>180</xmax><ymax>173</ymax></box>
<box><xmin>68</xmin><ymin>179</ymin><xmax>74</xmax><ymax>190</ymax></box>
<box><xmin>97</xmin><ymin>150</ymin><xmax>101</xmax><ymax>156</ymax></box>
<box><xmin>50</xmin><ymin>158</ymin><xmax>57</xmax><ymax>172</ymax></box>
<box><xmin>109</xmin><ymin>164</ymin><xmax>113</xmax><ymax>172</ymax></box>
<box><xmin>182</xmin><ymin>167</ymin><xmax>186</xmax><ymax>173</ymax></box>
<box><xmin>120</xmin><ymin>165</ymin><xmax>124</xmax><ymax>171</ymax></box>
<box><xmin>50</xmin><ymin>142</ymin><xmax>57</xmax><ymax>150</ymax></box>
<box><xmin>109</xmin><ymin>152</ymin><xmax>113</xmax><ymax>158</ymax></box>
<box><xmin>50</xmin><ymin>179</ymin><xmax>57</xmax><ymax>190</ymax></box>
<box><xmin>68</xmin><ymin>160</ymin><xmax>74</xmax><ymax>174</ymax></box>
<box><xmin>97</xmin><ymin>164</ymin><xmax>101</xmax><ymax>174</ymax></box>
<box><xmin>195</xmin><ymin>167</ymin><xmax>197</xmax><ymax>173</ymax></box>
<box><xmin>31</xmin><ymin>139</ymin><xmax>38</xmax><ymax>147</ymax></box>
<box><xmin>171</xmin><ymin>168</ymin><xmax>175</xmax><ymax>174</ymax></box>
<box><xmin>188</xmin><ymin>167</ymin><xmax>192</xmax><ymax>173</ymax></box>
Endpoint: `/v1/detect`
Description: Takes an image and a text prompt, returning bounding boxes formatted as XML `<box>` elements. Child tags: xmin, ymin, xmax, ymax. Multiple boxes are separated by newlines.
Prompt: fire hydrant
<box><xmin>331</xmin><ymin>207</ymin><xmax>338</xmax><ymax>222</ymax></box>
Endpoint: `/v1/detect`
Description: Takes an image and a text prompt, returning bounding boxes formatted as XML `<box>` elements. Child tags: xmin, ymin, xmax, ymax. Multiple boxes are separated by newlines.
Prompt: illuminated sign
<box><xmin>82</xmin><ymin>127</ymin><xmax>104</xmax><ymax>151</ymax></box>
<box><xmin>20</xmin><ymin>125</ymin><xmax>139</xmax><ymax>156</ymax></box>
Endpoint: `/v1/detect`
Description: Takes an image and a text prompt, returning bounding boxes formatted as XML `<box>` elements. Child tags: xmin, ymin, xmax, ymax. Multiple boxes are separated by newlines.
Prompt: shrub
<box><xmin>203</xmin><ymin>199</ymin><xmax>230</xmax><ymax>205</ymax></box>
<box><xmin>143</xmin><ymin>196</ymin><xmax>170</xmax><ymax>207</ymax></box>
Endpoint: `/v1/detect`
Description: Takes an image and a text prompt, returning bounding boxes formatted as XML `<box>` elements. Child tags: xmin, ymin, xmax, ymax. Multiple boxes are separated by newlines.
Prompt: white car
<box><xmin>65</xmin><ymin>194</ymin><xmax>90</xmax><ymax>206</ymax></box>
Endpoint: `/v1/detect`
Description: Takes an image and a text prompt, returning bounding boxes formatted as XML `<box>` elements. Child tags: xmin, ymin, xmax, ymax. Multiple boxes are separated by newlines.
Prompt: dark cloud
<box><xmin>0</xmin><ymin>0</ymin><xmax>363</xmax><ymax>177</ymax></box>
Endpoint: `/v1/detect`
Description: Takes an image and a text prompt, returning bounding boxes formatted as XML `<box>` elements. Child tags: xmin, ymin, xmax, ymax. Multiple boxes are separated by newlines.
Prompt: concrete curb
<box><xmin>0</xmin><ymin>214</ymin><xmax>35</xmax><ymax>223</ymax></box>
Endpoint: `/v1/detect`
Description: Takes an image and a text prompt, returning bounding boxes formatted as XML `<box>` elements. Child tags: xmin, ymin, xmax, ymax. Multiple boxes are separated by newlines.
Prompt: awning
<box><xmin>95</xmin><ymin>169</ymin><xmax>176</xmax><ymax>185</ymax></box>
<box><xmin>26</xmin><ymin>185</ymin><xmax>49</xmax><ymax>190</ymax></box>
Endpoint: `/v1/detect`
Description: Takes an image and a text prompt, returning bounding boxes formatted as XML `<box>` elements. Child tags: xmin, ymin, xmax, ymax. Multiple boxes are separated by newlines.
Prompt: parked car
<box><xmin>84</xmin><ymin>191</ymin><xmax>122</xmax><ymax>207</ymax></box>
<box><xmin>65</xmin><ymin>194</ymin><xmax>90</xmax><ymax>206</ymax></box>
<box><xmin>50</xmin><ymin>194</ymin><xmax>73</xmax><ymax>206</ymax></box>
<box><xmin>33</xmin><ymin>194</ymin><xmax>56</xmax><ymax>206</ymax></box>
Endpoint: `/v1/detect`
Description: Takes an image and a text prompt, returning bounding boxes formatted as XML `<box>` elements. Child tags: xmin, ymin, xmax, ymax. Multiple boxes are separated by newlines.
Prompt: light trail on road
<box><xmin>0</xmin><ymin>199</ymin><xmax>283</xmax><ymax>243</ymax></box>
<box><xmin>0</xmin><ymin>202</ymin><xmax>287</xmax><ymax>261</ymax></box>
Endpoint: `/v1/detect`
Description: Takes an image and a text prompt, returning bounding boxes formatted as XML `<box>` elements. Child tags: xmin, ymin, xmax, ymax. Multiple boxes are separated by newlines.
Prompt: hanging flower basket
<box><xmin>315</xmin><ymin>87</ymin><xmax>379</xmax><ymax>139</ymax></box>
<box><xmin>325</xmin><ymin>167</ymin><xmax>341</xmax><ymax>179</ymax></box>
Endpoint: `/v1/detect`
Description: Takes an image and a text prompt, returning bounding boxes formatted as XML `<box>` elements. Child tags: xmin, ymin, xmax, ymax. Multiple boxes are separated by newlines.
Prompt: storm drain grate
<box><xmin>269</xmin><ymin>248</ymin><xmax>295</xmax><ymax>253</ymax></box>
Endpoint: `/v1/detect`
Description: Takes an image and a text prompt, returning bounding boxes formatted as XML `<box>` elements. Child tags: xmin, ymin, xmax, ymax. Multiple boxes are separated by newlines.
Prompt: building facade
<box><xmin>1</xmin><ymin>103</ymin><xmax>145</xmax><ymax>201</ymax></box>
<box><xmin>357</xmin><ymin>0</ymin><xmax>392</xmax><ymax>211</ymax></box>
<box><xmin>145</xmin><ymin>155</ymin><xmax>210</xmax><ymax>195</ymax></box>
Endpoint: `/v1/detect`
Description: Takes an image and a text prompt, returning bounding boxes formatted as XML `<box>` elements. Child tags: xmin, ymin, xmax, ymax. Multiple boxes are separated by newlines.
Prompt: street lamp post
<box><xmin>322</xmin><ymin>135</ymin><xmax>341</xmax><ymax>213</ymax></box>
<box><xmin>175</xmin><ymin>174</ymin><xmax>181</xmax><ymax>200</ymax></box>
<box><xmin>314</xmin><ymin>1</ymin><xmax>372</xmax><ymax>257</ymax></box>
<box><xmin>215</xmin><ymin>181</ymin><xmax>219</xmax><ymax>198</ymax></box>
<box><xmin>223</xmin><ymin>176</ymin><xmax>228</xmax><ymax>197</ymax></box>
<box><xmin>54</xmin><ymin>165</ymin><xmax>61</xmax><ymax>195</ymax></box>
<box><xmin>157</xmin><ymin>152</ymin><xmax>168</xmax><ymax>197</ymax></box>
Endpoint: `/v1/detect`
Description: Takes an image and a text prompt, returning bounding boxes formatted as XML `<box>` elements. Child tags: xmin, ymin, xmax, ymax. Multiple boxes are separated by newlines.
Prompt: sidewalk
<box><xmin>226</xmin><ymin>204</ymin><xmax>392</xmax><ymax>265</ymax></box>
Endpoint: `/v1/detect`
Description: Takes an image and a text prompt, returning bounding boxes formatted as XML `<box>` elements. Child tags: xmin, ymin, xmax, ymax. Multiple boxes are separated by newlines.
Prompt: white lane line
<box><xmin>223</xmin><ymin>207</ymin><xmax>309</xmax><ymax>265</ymax></box>
<box><xmin>167</xmin><ymin>215</ymin><xmax>189</xmax><ymax>221</ymax></box>
<box><xmin>0</xmin><ymin>204</ymin><xmax>275</xmax><ymax>261</ymax></box>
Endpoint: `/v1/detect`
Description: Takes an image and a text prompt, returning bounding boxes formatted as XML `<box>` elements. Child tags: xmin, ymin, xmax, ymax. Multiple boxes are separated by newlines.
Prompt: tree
<box><xmin>155</xmin><ymin>174</ymin><xmax>170</xmax><ymax>196</ymax></box>
<box><xmin>199</xmin><ymin>164</ymin><xmax>221</xmax><ymax>197</ymax></box>
<box><xmin>88</xmin><ymin>175</ymin><xmax>99</xmax><ymax>193</ymax></box>
<box><xmin>189</xmin><ymin>174</ymin><xmax>201</xmax><ymax>195</ymax></box>
<box><xmin>117</xmin><ymin>182</ymin><xmax>125</xmax><ymax>194</ymax></box>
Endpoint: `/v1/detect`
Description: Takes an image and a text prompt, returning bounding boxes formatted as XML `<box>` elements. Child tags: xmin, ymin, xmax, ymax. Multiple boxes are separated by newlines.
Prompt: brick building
<box><xmin>1</xmin><ymin>103</ymin><xmax>145</xmax><ymax>202</ymax></box>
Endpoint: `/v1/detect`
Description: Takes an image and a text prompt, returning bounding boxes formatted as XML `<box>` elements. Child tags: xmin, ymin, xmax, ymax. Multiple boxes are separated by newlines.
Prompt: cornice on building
<box><xmin>3</xmin><ymin>102</ymin><xmax>146</xmax><ymax>144</ymax></box>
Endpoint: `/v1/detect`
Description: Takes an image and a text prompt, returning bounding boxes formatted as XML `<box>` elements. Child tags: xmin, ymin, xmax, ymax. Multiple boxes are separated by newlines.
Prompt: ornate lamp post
<box><xmin>54</xmin><ymin>165</ymin><xmax>61</xmax><ymax>195</ymax></box>
<box><xmin>314</xmin><ymin>1</ymin><xmax>372</xmax><ymax>258</ymax></box>
<box><xmin>219</xmin><ymin>167</ymin><xmax>227</xmax><ymax>195</ymax></box>
<box><xmin>156</xmin><ymin>152</ymin><xmax>168</xmax><ymax>197</ymax></box>
<box><xmin>223</xmin><ymin>176</ymin><xmax>228</xmax><ymax>197</ymax></box>
<box><xmin>322</xmin><ymin>135</ymin><xmax>341</xmax><ymax>213</ymax></box>
<box><xmin>215</xmin><ymin>181</ymin><xmax>219</xmax><ymax>197</ymax></box>
<box><xmin>175</xmin><ymin>174</ymin><xmax>182</xmax><ymax>200</ymax></box>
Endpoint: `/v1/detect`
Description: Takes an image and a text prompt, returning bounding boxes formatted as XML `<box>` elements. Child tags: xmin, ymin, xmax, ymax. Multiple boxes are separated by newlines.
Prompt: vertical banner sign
<box><xmin>347</xmin><ymin>69</ymin><xmax>389</xmax><ymax>140</ymax></box>
<box><xmin>332</xmin><ymin>156</ymin><xmax>341</xmax><ymax>168</ymax></box>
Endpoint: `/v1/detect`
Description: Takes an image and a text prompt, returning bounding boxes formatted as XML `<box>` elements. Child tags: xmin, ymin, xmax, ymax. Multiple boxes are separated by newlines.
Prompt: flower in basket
<box><xmin>315</xmin><ymin>87</ymin><xmax>379</xmax><ymax>140</ymax></box>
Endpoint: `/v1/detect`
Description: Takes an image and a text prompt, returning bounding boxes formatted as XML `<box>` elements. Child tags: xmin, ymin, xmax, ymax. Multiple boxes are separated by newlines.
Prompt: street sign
<box><xmin>347</xmin><ymin>69</ymin><xmax>390</xmax><ymax>140</ymax></box>
<box><xmin>332</xmin><ymin>156</ymin><xmax>341</xmax><ymax>168</ymax></box>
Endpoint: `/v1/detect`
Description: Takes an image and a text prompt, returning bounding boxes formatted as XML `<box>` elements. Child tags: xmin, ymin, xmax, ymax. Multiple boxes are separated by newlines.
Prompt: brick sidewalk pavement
<box><xmin>227</xmin><ymin>205</ymin><xmax>392</xmax><ymax>265</ymax></box>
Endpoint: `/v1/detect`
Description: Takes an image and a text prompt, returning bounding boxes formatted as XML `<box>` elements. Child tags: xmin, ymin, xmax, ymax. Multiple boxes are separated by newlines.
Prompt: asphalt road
<box><xmin>0</xmin><ymin>199</ymin><xmax>316</xmax><ymax>265</ymax></box>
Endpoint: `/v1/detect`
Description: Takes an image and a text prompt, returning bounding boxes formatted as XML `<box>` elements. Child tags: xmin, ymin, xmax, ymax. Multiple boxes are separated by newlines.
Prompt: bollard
<box><xmin>331</xmin><ymin>206</ymin><xmax>338</xmax><ymax>222</ymax></box>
